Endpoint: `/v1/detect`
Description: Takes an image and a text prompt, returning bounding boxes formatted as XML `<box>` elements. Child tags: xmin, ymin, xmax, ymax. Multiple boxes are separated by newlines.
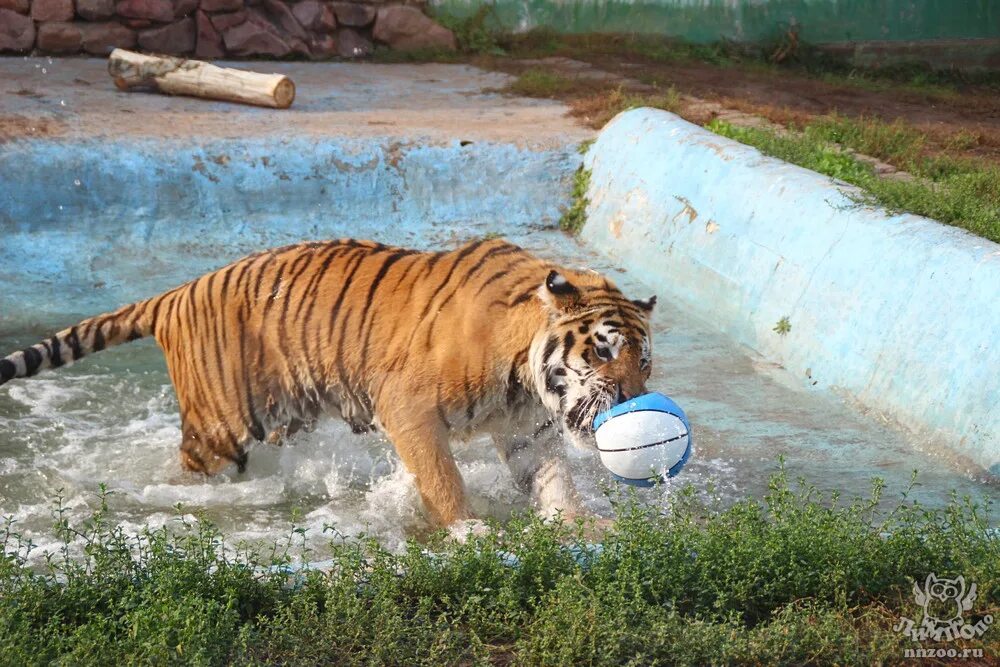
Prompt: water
<box><xmin>1</xmin><ymin>229</ymin><xmax>996</xmax><ymax>564</ymax></box>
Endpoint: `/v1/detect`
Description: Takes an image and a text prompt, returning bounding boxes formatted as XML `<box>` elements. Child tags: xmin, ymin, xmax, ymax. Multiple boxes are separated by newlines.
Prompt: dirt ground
<box><xmin>487</xmin><ymin>52</ymin><xmax>1000</xmax><ymax>164</ymax></box>
<box><xmin>3</xmin><ymin>51</ymin><xmax>996</xmax><ymax>164</ymax></box>
<box><xmin>0</xmin><ymin>59</ymin><xmax>589</xmax><ymax>147</ymax></box>
<box><xmin>610</xmin><ymin>56</ymin><xmax>999</xmax><ymax>156</ymax></box>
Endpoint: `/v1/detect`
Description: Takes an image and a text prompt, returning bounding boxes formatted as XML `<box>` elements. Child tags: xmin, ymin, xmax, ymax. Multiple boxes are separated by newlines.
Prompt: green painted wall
<box><xmin>431</xmin><ymin>0</ymin><xmax>1000</xmax><ymax>44</ymax></box>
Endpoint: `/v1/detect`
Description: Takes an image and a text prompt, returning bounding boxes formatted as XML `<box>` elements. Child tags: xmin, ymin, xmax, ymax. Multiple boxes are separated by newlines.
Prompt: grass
<box><xmin>365</xmin><ymin>13</ymin><xmax>1000</xmax><ymax>241</ymax></box>
<box><xmin>560</xmin><ymin>165</ymin><xmax>591</xmax><ymax>233</ymax></box>
<box><xmin>1</xmin><ymin>471</ymin><xmax>997</xmax><ymax>665</ymax></box>
<box><xmin>707</xmin><ymin>117</ymin><xmax>1000</xmax><ymax>242</ymax></box>
<box><xmin>502</xmin><ymin>67</ymin><xmax>681</xmax><ymax>130</ymax></box>
<box><xmin>505</xmin><ymin>67</ymin><xmax>579</xmax><ymax>97</ymax></box>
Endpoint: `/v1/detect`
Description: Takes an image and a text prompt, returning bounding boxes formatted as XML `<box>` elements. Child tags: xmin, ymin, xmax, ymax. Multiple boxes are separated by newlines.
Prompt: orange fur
<box><xmin>0</xmin><ymin>238</ymin><xmax>655</xmax><ymax>526</ymax></box>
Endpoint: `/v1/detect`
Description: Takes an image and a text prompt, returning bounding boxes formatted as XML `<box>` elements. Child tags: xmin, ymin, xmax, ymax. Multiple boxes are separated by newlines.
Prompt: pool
<box><xmin>1</xmin><ymin>60</ymin><xmax>995</xmax><ymax>565</ymax></box>
<box><xmin>1</xmin><ymin>224</ymin><xmax>995</xmax><ymax>562</ymax></box>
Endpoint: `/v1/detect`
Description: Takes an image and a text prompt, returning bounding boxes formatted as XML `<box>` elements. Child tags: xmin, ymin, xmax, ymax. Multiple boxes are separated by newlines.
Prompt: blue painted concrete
<box><xmin>0</xmin><ymin>137</ymin><xmax>580</xmax><ymax>327</ymax></box>
<box><xmin>581</xmin><ymin>108</ymin><xmax>1000</xmax><ymax>475</ymax></box>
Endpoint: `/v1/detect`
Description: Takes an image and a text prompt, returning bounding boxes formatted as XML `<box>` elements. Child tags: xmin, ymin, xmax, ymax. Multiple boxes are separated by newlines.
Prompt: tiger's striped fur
<box><xmin>0</xmin><ymin>238</ymin><xmax>656</xmax><ymax>526</ymax></box>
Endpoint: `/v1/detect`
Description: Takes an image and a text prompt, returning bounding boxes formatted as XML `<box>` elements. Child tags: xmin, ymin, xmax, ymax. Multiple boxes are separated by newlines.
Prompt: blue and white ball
<box><xmin>592</xmin><ymin>393</ymin><xmax>692</xmax><ymax>487</ymax></box>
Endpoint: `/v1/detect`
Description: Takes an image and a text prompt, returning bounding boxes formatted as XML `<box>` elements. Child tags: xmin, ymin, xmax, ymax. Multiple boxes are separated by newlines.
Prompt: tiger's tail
<box><xmin>0</xmin><ymin>294</ymin><xmax>166</xmax><ymax>387</ymax></box>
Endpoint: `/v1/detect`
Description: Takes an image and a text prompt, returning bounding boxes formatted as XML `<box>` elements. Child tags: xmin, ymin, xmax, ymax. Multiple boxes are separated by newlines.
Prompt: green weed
<box><xmin>436</xmin><ymin>4</ymin><xmax>507</xmax><ymax>56</ymax></box>
<box><xmin>0</xmin><ymin>471</ymin><xmax>996</xmax><ymax>665</ymax></box>
<box><xmin>506</xmin><ymin>67</ymin><xmax>577</xmax><ymax>97</ymax></box>
<box><xmin>707</xmin><ymin>118</ymin><xmax>1000</xmax><ymax>242</ymax></box>
<box><xmin>560</xmin><ymin>166</ymin><xmax>591</xmax><ymax>233</ymax></box>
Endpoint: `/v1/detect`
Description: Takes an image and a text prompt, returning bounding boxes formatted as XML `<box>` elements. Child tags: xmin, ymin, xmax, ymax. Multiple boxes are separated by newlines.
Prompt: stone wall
<box><xmin>0</xmin><ymin>0</ymin><xmax>455</xmax><ymax>58</ymax></box>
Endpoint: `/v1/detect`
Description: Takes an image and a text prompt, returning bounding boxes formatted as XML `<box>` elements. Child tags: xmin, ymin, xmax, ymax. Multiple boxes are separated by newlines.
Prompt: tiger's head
<box><xmin>529</xmin><ymin>269</ymin><xmax>656</xmax><ymax>451</ymax></box>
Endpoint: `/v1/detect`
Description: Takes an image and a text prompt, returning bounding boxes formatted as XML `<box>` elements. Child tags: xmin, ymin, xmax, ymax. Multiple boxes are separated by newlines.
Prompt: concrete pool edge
<box><xmin>0</xmin><ymin>135</ymin><xmax>583</xmax><ymax>326</ymax></box>
<box><xmin>579</xmin><ymin>108</ymin><xmax>1000</xmax><ymax>475</ymax></box>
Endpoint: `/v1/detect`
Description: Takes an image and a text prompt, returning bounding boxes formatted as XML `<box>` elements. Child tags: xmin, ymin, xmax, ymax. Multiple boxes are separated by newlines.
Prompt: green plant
<box><xmin>707</xmin><ymin>118</ymin><xmax>1000</xmax><ymax>243</ymax></box>
<box><xmin>436</xmin><ymin>4</ymin><xmax>507</xmax><ymax>56</ymax></box>
<box><xmin>560</xmin><ymin>166</ymin><xmax>591</xmax><ymax>233</ymax></box>
<box><xmin>773</xmin><ymin>317</ymin><xmax>792</xmax><ymax>336</ymax></box>
<box><xmin>0</xmin><ymin>470</ymin><xmax>996</xmax><ymax>665</ymax></box>
<box><xmin>506</xmin><ymin>68</ymin><xmax>577</xmax><ymax>97</ymax></box>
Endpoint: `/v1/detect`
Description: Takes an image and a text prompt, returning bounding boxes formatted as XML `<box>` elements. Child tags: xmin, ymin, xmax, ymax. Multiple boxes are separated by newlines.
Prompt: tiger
<box><xmin>0</xmin><ymin>238</ymin><xmax>656</xmax><ymax>527</ymax></box>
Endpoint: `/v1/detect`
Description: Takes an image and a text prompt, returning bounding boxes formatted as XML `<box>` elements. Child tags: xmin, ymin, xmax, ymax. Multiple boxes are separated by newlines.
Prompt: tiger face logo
<box><xmin>531</xmin><ymin>270</ymin><xmax>656</xmax><ymax>451</ymax></box>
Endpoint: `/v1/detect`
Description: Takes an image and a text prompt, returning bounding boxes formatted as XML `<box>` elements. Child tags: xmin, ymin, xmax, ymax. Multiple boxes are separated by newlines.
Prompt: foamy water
<box><xmin>1</xmin><ymin>234</ymin><xmax>996</xmax><ymax>564</ymax></box>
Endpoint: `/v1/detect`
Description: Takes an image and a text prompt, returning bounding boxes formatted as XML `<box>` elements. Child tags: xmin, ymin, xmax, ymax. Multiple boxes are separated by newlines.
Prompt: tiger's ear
<box><xmin>632</xmin><ymin>295</ymin><xmax>657</xmax><ymax>313</ymax></box>
<box><xmin>540</xmin><ymin>270</ymin><xmax>582</xmax><ymax>313</ymax></box>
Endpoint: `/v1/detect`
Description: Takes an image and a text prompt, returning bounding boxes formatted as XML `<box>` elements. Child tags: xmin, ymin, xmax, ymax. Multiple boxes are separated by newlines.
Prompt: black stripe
<box><xmin>509</xmin><ymin>289</ymin><xmax>536</xmax><ymax>307</ymax></box>
<box><xmin>148</xmin><ymin>296</ymin><xmax>165</xmax><ymax>335</ymax></box>
<box><xmin>298</xmin><ymin>245</ymin><xmax>358</xmax><ymax>400</ymax></box>
<box><xmin>542</xmin><ymin>336</ymin><xmax>559</xmax><ymax>364</ymax></box>
<box><xmin>252</xmin><ymin>253</ymin><xmax>279</xmax><ymax>304</ymax></box>
<box><xmin>233</xmin><ymin>450</ymin><xmax>249</xmax><ymax>474</ymax></box>
<box><xmin>357</xmin><ymin>250</ymin><xmax>411</xmax><ymax>336</ymax></box>
<box><xmin>160</xmin><ymin>294</ymin><xmax>180</xmax><ymax>341</ymax></box>
<box><xmin>436</xmin><ymin>387</ymin><xmax>451</xmax><ymax>429</ymax></box>
<box><xmin>463</xmin><ymin>363</ymin><xmax>475</xmax><ymax>420</ymax></box>
<box><xmin>278</xmin><ymin>251</ymin><xmax>316</xmax><ymax>326</ymax></box>
<box><xmin>238</xmin><ymin>309</ymin><xmax>265</xmax><ymax>443</ymax></box>
<box><xmin>403</xmin><ymin>242</ymin><xmax>489</xmax><ymax>359</ymax></box>
<box><xmin>49</xmin><ymin>337</ymin><xmax>64</xmax><ymax>368</ymax></box>
<box><xmin>422</xmin><ymin>251</ymin><xmax>445</xmax><ymax>276</ymax></box>
<box><xmin>327</xmin><ymin>250</ymin><xmax>370</xmax><ymax>332</ymax></box>
<box><xmin>561</xmin><ymin>331</ymin><xmax>576</xmax><ymax>366</ymax></box>
<box><xmin>275</xmin><ymin>252</ymin><xmax>318</xmax><ymax>401</ymax></box>
<box><xmin>379</xmin><ymin>256</ymin><xmax>429</xmax><ymax>373</ymax></box>
<box><xmin>202</xmin><ymin>271</ymin><xmax>232</xmax><ymax>402</ymax></box>
<box><xmin>505</xmin><ymin>363</ymin><xmax>522</xmax><ymax>406</ymax></box>
<box><xmin>92</xmin><ymin>324</ymin><xmax>106</xmax><ymax>352</ymax></box>
<box><xmin>231</xmin><ymin>263</ymin><xmax>265</xmax><ymax>442</ymax></box>
<box><xmin>66</xmin><ymin>327</ymin><xmax>83</xmax><ymax>360</ymax></box>
<box><xmin>146</xmin><ymin>284</ymin><xmax>184</xmax><ymax>336</ymax></box>
<box><xmin>456</xmin><ymin>242</ymin><xmax>520</xmax><ymax>288</ymax></box>
<box><xmin>424</xmin><ymin>242</ymin><xmax>516</xmax><ymax>348</ymax></box>
<box><xmin>330</xmin><ymin>248</ymin><xmax>381</xmax><ymax>410</ymax></box>
<box><xmin>0</xmin><ymin>359</ymin><xmax>15</xmax><ymax>383</ymax></box>
<box><xmin>294</xmin><ymin>243</ymin><xmax>347</xmax><ymax>325</ymax></box>
<box><xmin>473</xmin><ymin>255</ymin><xmax>533</xmax><ymax>297</ymax></box>
<box><xmin>22</xmin><ymin>347</ymin><xmax>42</xmax><ymax>376</ymax></box>
<box><xmin>356</xmin><ymin>250</ymin><xmax>414</xmax><ymax>376</ymax></box>
<box><xmin>415</xmin><ymin>239</ymin><xmax>490</xmax><ymax>323</ymax></box>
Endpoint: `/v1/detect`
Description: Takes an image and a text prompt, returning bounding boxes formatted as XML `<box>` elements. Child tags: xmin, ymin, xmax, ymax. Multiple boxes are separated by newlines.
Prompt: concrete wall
<box><xmin>581</xmin><ymin>108</ymin><xmax>1000</xmax><ymax>475</ymax></box>
<box><xmin>433</xmin><ymin>0</ymin><xmax>1000</xmax><ymax>70</ymax></box>
<box><xmin>0</xmin><ymin>136</ymin><xmax>579</xmax><ymax>327</ymax></box>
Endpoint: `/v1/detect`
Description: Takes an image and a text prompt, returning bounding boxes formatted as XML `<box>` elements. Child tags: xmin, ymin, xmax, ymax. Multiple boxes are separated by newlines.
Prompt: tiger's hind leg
<box><xmin>179</xmin><ymin>423</ymin><xmax>250</xmax><ymax>475</ymax></box>
<box><xmin>162</xmin><ymin>322</ymin><xmax>263</xmax><ymax>476</ymax></box>
<box><xmin>170</xmin><ymin>365</ymin><xmax>258</xmax><ymax>476</ymax></box>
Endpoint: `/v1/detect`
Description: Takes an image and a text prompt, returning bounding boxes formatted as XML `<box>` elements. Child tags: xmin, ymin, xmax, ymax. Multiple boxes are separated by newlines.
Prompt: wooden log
<box><xmin>107</xmin><ymin>49</ymin><xmax>295</xmax><ymax>109</ymax></box>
